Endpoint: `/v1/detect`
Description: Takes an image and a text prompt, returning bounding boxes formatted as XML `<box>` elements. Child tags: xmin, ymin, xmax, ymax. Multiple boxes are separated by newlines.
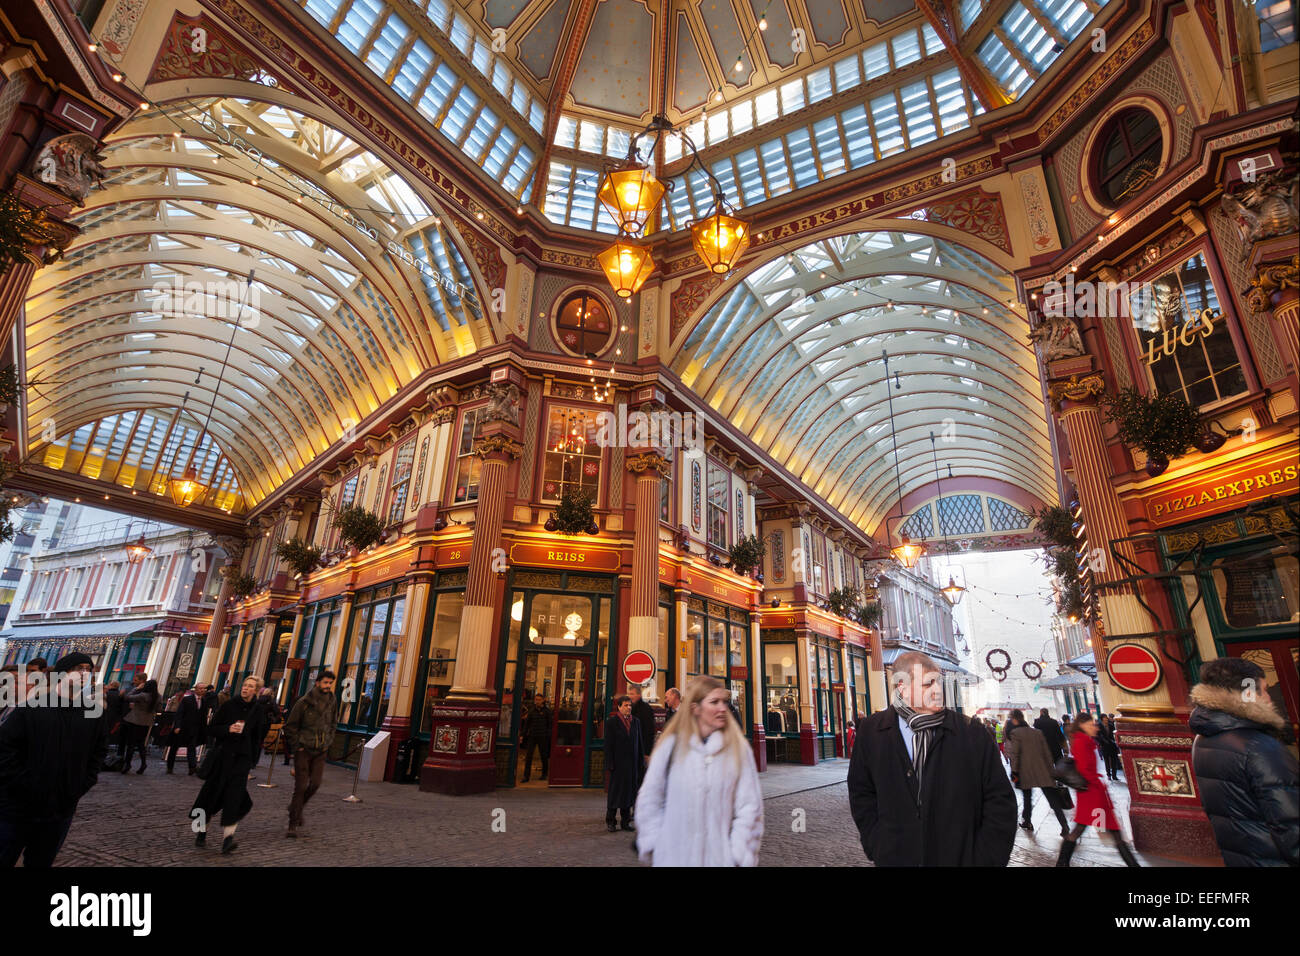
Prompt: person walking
<box><xmin>1189</xmin><ymin>657</ymin><xmax>1297</xmax><ymax>867</ymax></box>
<box><xmin>635</xmin><ymin>675</ymin><xmax>764</xmax><ymax>866</ymax></box>
<box><xmin>249</xmin><ymin>682</ymin><xmax>281</xmax><ymax>767</ymax></box>
<box><xmin>1034</xmin><ymin>708</ymin><xmax>1068</xmax><ymax>763</ymax></box>
<box><xmin>663</xmin><ymin>687</ymin><xmax>681</xmax><ymax>723</ymax></box>
<box><xmin>0</xmin><ymin>654</ymin><xmax>107</xmax><ymax>868</ymax></box>
<box><xmin>120</xmin><ymin>678</ymin><xmax>160</xmax><ymax>774</ymax></box>
<box><xmin>166</xmin><ymin>684</ymin><xmax>208</xmax><ymax>775</ymax></box>
<box><xmin>519</xmin><ymin>693</ymin><xmax>551</xmax><ymax>782</ymax></box>
<box><xmin>191</xmin><ymin>676</ymin><xmax>261</xmax><ymax>854</ymax></box>
<box><xmin>282</xmin><ymin>671</ymin><xmax>337</xmax><ymax>838</ymax></box>
<box><xmin>1056</xmin><ymin>713</ymin><xmax>1140</xmax><ymax>867</ymax></box>
<box><xmin>113</xmin><ymin>675</ymin><xmax>144</xmax><ymax>765</ymax></box>
<box><xmin>1097</xmin><ymin>714</ymin><xmax>1122</xmax><ymax>780</ymax></box>
<box><xmin>1004</xmin><ymin>709</ymin><xmax>1071</xmax><ymax>837</ymax></box>
<box><xmin>994</xmin><ymin>718</ymin><xmax>1007</xmax><ymax>763</ymax></box>
<box><xmin>848</xmin><ymin>651</ymin><xmax>1016</xmax><ymax>866</ymax></box>
<box><xmin>628</xmin><ymin>684</ymin><xmax>657</xmax><ymax>775</ymax></box>
<box><xmin>604</xmin><ymin>694</ymin><xmax>642</xmax><ymax>832</ymax></box>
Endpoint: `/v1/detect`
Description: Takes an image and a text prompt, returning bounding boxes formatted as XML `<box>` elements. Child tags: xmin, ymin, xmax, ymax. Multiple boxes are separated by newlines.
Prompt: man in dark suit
<box><xmin>604</xmin><ymin>695</ymin><xmax>642</xmax><ymax>832</ymax></box>
<box><xmin>847</xmin><ymin>650</ymin><xmax>1016</xmax><ymax>866</ymax></box>
<box><xmin>166</xmin><ymin>683</ymin><xmax>209</xmax><ymax>775</ymax></box>
<box><xmin>1034</xmin><ymin>707</ymin><xmax>1068</xmax><ymax>763</ymax></box>
<box><xmin>628</xmin><ymin>684</ymin><xmax>657</xmax><ymax>775</ymax></box>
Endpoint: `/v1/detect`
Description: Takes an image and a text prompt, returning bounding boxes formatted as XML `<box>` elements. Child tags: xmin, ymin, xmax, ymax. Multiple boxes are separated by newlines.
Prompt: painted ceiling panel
<box><xmin>518</xmin><ymin>0</ymin><xmax>568</xmax><ymax>81</ymax></box>
<box><xmin>700</xmin><ymin>0</ymin><xmax>754</xmax><ymax>86</ymax></box>
<box><xmin>484</xmin><ymin>0</ymin><xmax>531</xmax><ymax>29</ymax></box>
<box><xmin>749</xmin><ymin>0</ymin><xmax>798</xmax><ymax>68</ymax></box>
<box><xmin>804</xmin><ymin>0</ymin><xmax>851</xmax><ymax>46</ymax></box>
<box><xmin>673</xmin><ymin>12</ymin><xmax>712</xmax><ymax>112</ymax></box>
<box><xmin>859</xmin><ymin>0</ymin><xmax>916</xmax><ymax>27</ymax></box>
<box><xmin>571</xmin><ymin>0</ymin><xmax>654</xmax><ymax>118</ymax></box>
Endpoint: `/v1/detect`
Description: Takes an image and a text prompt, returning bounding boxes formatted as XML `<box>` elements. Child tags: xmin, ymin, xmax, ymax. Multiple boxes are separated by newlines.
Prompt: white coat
<box><xmin>634</xmin><ymin>728</ymin><xmax>764</xmax><ymax>866</ymax></box>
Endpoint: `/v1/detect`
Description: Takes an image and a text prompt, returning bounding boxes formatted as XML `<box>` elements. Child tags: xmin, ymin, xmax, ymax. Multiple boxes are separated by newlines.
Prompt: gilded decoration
<box><xmin>1048</xmin><ymin>372</ymin><xmax>1106</xmax><ymax>409</ymax></box>
<box><xmin>1245</xmin><ymin>254</ymin><xmax>1299</xmax><ymax>315</ymax></box>
<box><xmin>430</xmin><ymin>406</ymin><xmax>456</xmax><ymax>426</ymax></box>
<box><xmin>1133</xmin><ymin>757</ymin><xmax>1197</xmax><ymax>798</ymax></box>
<box><xmin>903</xmin><ymin>186</ymin><xmax>1012</xmax><ymax>254</ymax></box>
<box><xmin>450</xmin><ymin>214</ymin><xmax>506</xmax><ymax>294</ymax></box>
<box><xmin>626</xmin><ymin>452</ymin><xmax>671</xmax><ymax>478</ymax></box>
<box><xmin>471</xmin><ymin>435</ymin><xmax>523</xmax><ymax>460</ymax></box>
<box><xmin>26</xmin><ymin>134</ymin><xmax>107</xmax><ymax>205</ymax></box>
<box><xmin>1115</xmin><ymin>224</ymin><xmax>1194</xmax><ymax>281</ymax></box>
<box><xmin>1221</xmin><ymin>174</ymin><xmax>1299</xmax><ymax>247</ymax></box>
<box><xmin>149</xmin><ymin>13</ymin><xmax>295</xmax><ymax>92</ymax></box>
<box><xmin>1119</xmin><ymin>735</ymin><xmax>1191</xmax><ymax>747</ymax></box>
<box><xmin>670</xmin><ymin>272</ymin><xmax>726</xmax><ymax>342</ymax></box>
<box><xmin>1037</xmin><ymin>22</ymin><xmax>1157</xmax><ymax>143</ymax></box>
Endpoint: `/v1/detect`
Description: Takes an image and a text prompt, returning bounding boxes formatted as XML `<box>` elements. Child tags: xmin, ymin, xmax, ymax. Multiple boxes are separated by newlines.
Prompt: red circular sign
<box><xmin>1105</xmin><ymin>643</ymin><xmax>1162</xmax><ymax>694</ymax></box>
<box><xmin>622</xmin><ymin>650</ymin><xmax>656</xmax><ymax>686</ymax></box>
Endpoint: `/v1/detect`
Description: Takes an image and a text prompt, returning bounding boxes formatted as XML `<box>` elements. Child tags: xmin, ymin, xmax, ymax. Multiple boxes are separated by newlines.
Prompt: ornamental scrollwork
<box><xmin>471</xmin><ymin>435</ymin><xmax>523</xmax><ymax>460</ymax></box>
<box><xmin>1244</xmin><ymin>254</ymin><xmax>1299</xmax><ymax>315</ymax></box>
<box><xmin>1047</xmin><ymin>372</ymin><xmax>1106</xmax><ymax>409</ymax></box>
<box><xmin>626</xmin><ymin>452</ymin><xmax>671</xmax><ymax>478</ymax></box>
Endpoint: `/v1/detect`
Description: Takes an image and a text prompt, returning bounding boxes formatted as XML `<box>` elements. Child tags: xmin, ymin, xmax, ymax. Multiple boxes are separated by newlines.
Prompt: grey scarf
<box><xmin>894</xmin><ymin>693</ymin><xmax>946</xmax><ymax>791</ymax></box>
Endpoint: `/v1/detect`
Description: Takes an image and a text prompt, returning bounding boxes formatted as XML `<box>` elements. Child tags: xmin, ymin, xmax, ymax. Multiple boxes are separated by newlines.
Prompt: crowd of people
<box><xmin>0</xmin><ymin>650</ymin><xmax>1293</xmax><ymax>868</ymax></box>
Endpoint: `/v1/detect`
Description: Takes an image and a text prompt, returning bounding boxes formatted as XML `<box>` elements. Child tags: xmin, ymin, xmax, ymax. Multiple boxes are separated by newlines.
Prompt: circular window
<box><xmin>1094</xmin><ymin>108</ymin><xmax>1163</xmax><ymax>206</ymax></box>
<box><xmin>553</xmin><ymin>290</ymin><xmax>615</xmax><ymax>357</ymax></box>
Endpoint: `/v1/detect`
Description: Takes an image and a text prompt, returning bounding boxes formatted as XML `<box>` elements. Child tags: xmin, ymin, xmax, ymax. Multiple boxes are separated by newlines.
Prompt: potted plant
<box><xmin>856</xmin><ymin>601</ymin><xmax>882</xmax><ymax>629</ymax></box>
<box><xmin>728</xmin><ymin>533</ymin><xmax>766</xmax><ymax>576</ymax></box>
<box><xmin>549</xmin><ymin>488</ymin><xmax>597</xmax><ymax>535</ymax></box>
<box><xmin>0</xmin><ymin>365</ymin><xmax>19</xmax><ymax>413</ymax></box>
<box><xmin>826</xmin><ymin>585</ymin><xmax>861</xmax><ymax>619</ymax></box>
<box><xmin>274</xmin><ymin>537</ymin><xmax>322</xmax><ymax>577</ymax></box>
<box><xmin>0</xmin><ymin>192</ymin><xmax>44</xmax><ymax>278</ymax></box>
<box><xmin>1031</xmin><ymin>504</ymin><xmax>1076</xmax><ymax>550</ymax></box>
<box><xmin>1103</xmin><ymin>387</ymin><xmax>1202</xmax><ymax>477</ymax></box>
<box><xmin>334</xmin><ymin>505</ymin><xmax>385</xmax><ymax>552</ymax></box>
<box><xmin>230</xmin><ymin>572</ymin><xmax>258</xmax><ymax>599</ymax></box>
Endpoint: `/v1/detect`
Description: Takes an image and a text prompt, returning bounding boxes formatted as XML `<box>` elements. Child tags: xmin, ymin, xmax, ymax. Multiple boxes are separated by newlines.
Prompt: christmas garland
<box><xmin>1022</xmin><ymin>660</ymin><xmax>1043</xmax><ymax>681</ymax></box>
<box><xmin>985</xmin><ymin>648</ymin><xmax>1011</xmax><ymax>682</ymax></box>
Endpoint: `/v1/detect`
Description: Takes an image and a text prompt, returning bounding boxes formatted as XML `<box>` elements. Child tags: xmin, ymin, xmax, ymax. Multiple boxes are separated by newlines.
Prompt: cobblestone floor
<box><xmin>52</xmin><ymin>751</ymin><xmax>1193</xmax><ymax>867</ymax></box>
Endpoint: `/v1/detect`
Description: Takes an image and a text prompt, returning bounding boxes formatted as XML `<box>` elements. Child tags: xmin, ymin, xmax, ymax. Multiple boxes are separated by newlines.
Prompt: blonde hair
<box><xmin>654</xmin><ymin>675</ymin><xmax>749</xmax><ymax>774</ymax></box>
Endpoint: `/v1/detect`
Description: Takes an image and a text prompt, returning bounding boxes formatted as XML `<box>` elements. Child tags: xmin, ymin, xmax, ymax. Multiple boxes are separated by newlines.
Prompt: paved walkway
<box><xmin>52</xmin><ymin>752</ymin><xmax>1192</xmax><ymax>867</ymax></box>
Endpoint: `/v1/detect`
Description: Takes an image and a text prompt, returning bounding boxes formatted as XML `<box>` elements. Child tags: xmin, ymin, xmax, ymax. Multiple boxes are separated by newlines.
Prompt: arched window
<box><xmin>1094</xmin><ymin>108</ymin><xmax>1162</xmax><ymax>206</ymax></box>
<box><xmin>554</xmin><ymin>291</ymin><xmax>614</xmax><ymax>356</ymax></box>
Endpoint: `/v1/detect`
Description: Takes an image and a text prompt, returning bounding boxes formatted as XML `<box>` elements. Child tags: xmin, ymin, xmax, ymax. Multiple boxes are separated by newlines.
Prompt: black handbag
<box><xmin>1044</xmin><ymin>784</ymin><xmax>1075</xmax><ymax>810</ymax></box>
<box><xmin>195</xmin><ymin>742</ymin><xmax>219</xmax><ymax>780</ymax></box>
<box><xmin>1053</xmin><ymin>756</ymin><xmax>1089</xmax><ymax>791</ymax></box>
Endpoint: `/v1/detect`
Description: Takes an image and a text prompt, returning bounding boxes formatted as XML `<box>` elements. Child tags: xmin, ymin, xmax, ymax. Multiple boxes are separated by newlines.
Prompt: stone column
<box><xmin>382</xmin><ymin>573</ymin><xmax>430</xmax><ymax>780</ymax></box>
<box><xmin>749</xmin><ymin>614</ymin><xmax>766</xmax><ymax>771</ymax></box>
<box><xmin>1246</xmin><ymin>250</ymin><xmax>1299</xmax><ymax>390</ymax></box>
<box><xmin>196</xmin><ymin>565</ymin><xmax>237</xmax><ymax>687</ymax></box>
<box><xmin>1050</xmin><ymin>372</ymin><xmax>1218</xmax><ymax>860</ymax></box>
<box><xmin>420</xmin><ymin>422</ymin><xmax>521</xmax><ymax>794</ymax></box>
<box><xmin>797</xmin><ymin>628</ymin><xmax>816</xmax><ymax>765</ymax></box>
<box><xmin>625</xmin><ymin>452</ymin><xmax>670</xmax><ymax>670</ymax></box>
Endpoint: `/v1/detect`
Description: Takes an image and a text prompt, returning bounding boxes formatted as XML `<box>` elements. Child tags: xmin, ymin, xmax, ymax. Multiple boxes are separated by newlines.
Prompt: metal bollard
<box><xmin>343</xmin><ymin>739</ymin><xmax>364</xmax><ymax>803</ymax></box>
<box><xmin>257</xmin><ymin>728</ymin><xmax>282</xmax><ymax>789</ymax></box>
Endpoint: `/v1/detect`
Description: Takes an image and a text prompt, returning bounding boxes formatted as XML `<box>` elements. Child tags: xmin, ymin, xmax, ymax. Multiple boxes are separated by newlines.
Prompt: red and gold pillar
<box><xmin>196</xmin><ymin>562</ymin><xmax>239</xmax><ymax>687</ymax></box>
<box><xmin>1051</xmin><ymin>372</ymin><xmax>1219</xmax><ymax>860</ymax></box>
<box><xmin>420</xmin><ymin>423</ymin><xmax>521</xmax><ymax>794</ymax></box>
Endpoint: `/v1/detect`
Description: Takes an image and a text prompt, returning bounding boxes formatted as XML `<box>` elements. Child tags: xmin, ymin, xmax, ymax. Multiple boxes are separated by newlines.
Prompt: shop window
<box><xmin>764</xmin><ymin>642</ymin><xmax>800</xmax><ymax>734</ymax></box>
<box><xmin>706</xmin><ymin>462</ymin><xmax>729</xmax><ymax>549</ymax></box>
<box><xmin>452</xmin><ymin>406</ymin><xmax>487</xmax><ymax>503</ymax></box>
<box><xmin>523</xmin><ymin>591</ymin><xmax>596</xmax><ymax>647</ymax></box>
<box><xmin>1094</xmin><ymin>108</ymin><xmax>1162</xmax><ymax>206</ymax></box>
<box><xmin>419</xmin><ymin>590</ymin><xmax>463</xmax><ymax>734</ymax></box>
<box><xmin>849</xmin><ymin>649</ymin><xmax>869</xmax><ymax>722</ymax></box>
<box><xmin>683</xmin><ymin>599</ymin><xmax>751</xmax><ymax>726</ymax></box>
<box><xmin>1128</xmin><ymin>253</ymin><xmax>1247</xmax><ymax>408</ymax></box>
<box><xmin>291</xmin><ymin>598</ymin><xmax>341</xmax><ymax>704</ymax></box>
<box><xmin>553</xmin><ymin>290</ymin><xmax>615</xmax><ymax>357</ymax></box>
<box><xmin>1210</xmin><ymin>551</ymin><xmax>1298</xmax><ymax>629</ymax></box>
<box><xmin>387</xmin><ymin>439</ymin><xmax>416</xmax><ymax>524</ymax></box>
<box><xmin>540</xmin><ymin>406</ymin><xmax>601</xmax><ymax>502</ymax></box>
<box><xmin>337</xmin><ymin>584</ymin><xmax>406</xmax><ymax>731</ymax></box>
<box><xmin>659</xmin><ymin>471</ymin><xmax>671</xmax><ymax>523</ymax></box>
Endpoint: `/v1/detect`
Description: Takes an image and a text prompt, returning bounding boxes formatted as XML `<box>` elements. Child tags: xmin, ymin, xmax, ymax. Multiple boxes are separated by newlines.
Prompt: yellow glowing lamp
<box><xmin>596</xmin><ymin>164</ymin><xmax>665</xmax><ymax>235</ymax></box>
<box><xmin>890</xmin><ymin>533</ymin><xmax>926</xmax><ymax>569</ymax></box>
<box><xmin>168</xmin><ymin>467</ymin><xmax>207</xmax><ymax>508</ymax></box>
<box><xmin>125</xmin><ymin>536</ymin><xmax>153</xmax><ymax>564</ymax></box>
<box><xmin>690</xmin><ymin>209</ymin><xmax>751</xmax><ymax>274</ymax></box>
<box><xmin>597</xmin><ymin>240</ymin><xmax>655</xmax><ymax>298</ymax></box>
<box><xmin>941</xmin><ymin>576</ymin><xmax>966</xmax><ymax>606</ymax></box>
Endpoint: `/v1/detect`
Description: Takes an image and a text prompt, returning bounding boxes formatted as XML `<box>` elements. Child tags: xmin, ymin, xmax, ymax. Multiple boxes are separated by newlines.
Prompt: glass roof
<box><xmin>671</xmin><ymin>230</ymin><xmax>1057</xmax><ymax>535</ymax></box>
<box><xmin>25</xmin><ymin>96</ymin><xmax>491</xmax><ymax>511</ymax></box>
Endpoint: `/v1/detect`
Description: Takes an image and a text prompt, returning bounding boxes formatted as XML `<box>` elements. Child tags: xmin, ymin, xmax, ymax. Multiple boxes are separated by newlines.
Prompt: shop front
<box><xmin>331</xmin><ymin>580</ymin><xmax>407</xmax><ymax>765</ymax></box>
<box><xmin>495</xmin><ymin>568</ymin><xmax>617</xmax><ymax>788</ymax></box>
<box><xmin>761</xmin><ymin>628</ymin><xmax>802</xmax><ymax>764</ymax></box>
<box><xmin>286</xmin><ymin>595</ymin><xmax>346</xmax><ymax>708</ymax></box>
<box><xmin>808</xmin><ymin>634</ymin><xmax>845</xmax><ymax>760</ymax></box>
<box><xmin>682</xmin><ymin>598</ymin><xmax>752</xmax><ymax>735</ymax></box>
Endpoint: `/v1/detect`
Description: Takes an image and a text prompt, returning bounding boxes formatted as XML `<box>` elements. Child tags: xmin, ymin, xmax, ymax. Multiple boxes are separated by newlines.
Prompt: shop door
<box><xmin>550</xmin><ymin>656</ymin><xmax>589</xmax><ymax>787</ymax></box>
<box><xmin>1226</xmin><ymin>641</ymin><xmax>1299</xmax><ymax>732</ymax></box>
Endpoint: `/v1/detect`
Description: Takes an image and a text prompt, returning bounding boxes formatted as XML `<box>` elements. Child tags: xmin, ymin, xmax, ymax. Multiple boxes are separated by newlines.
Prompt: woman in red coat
<box><xmin>1057</xmin><ymin>713</ymin><xmax>1140</xmax><ymax>866</ymax></box>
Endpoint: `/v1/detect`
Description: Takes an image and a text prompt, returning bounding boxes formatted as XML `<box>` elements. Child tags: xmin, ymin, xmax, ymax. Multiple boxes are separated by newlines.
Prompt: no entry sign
<box><xmin>622</xmin><ymin>650</ymin><xmax>656</xmax><ymax>686</ymax></box>
<box><xmin>1106</xmin><ymin>643</ymin><xmax>1162</xmax><ymax>694</ymax></box>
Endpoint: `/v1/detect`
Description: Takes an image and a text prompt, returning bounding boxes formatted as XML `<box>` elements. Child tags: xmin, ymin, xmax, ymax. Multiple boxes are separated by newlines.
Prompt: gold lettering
<box><xmin>1285</xmin><ymin>465</ymin><xmax>1298</xmax><ymax>481</ymax></box>
<box><xmin>1179</xmin><ymin>322</ymin><xmax>1198</xmax><ymax>348</ymax></box>
<box><xmin>1199</xmin><ymin>309</ymin><xmax>1216</xmax><ymax>335</ymax></box>
<box><xmin>1215</xmin><ymin>487</ymin><xmax>1226</xmax><ymax>499</ymax></box>
<box><xmin>1270</xmin><ymin>469</ymin><xmax>1283</xmax><ymax>483</ymax></box>
<box><xmin>1199</xmin><ymin>491</ymin><xmax>1214</xmax><ymax>504</ymax></box>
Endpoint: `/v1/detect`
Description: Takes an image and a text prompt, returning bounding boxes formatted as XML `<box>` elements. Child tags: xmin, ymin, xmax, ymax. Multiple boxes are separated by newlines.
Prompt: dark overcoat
<box><xmin>191</xmin><ymin>696</ymin><xmax>258</xmax><ymax>827</ymax></box>
<box><xmin>847</xmin><ymin>707</ymin><xmax>1016</xmax><ymax>866</ymax></box>
<box><xmin>604</xmin><ymin>713</ymin><xmax>643</xmax><ymax>809</ymax></box>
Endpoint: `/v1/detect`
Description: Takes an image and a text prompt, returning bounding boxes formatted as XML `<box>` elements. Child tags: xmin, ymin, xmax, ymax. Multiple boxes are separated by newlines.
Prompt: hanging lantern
<box><xmin>597</xmin><ymin>240</ymin><xmax>655</xmax><ymax>298</ymax></box>
<box><xmin>125</xmin><ymin>536</ymin><xmax>153</xmax><ymax>564</ymax></box>
<box><xmin>890</xmin><ymin>533</ymin><xmax>926</xmax><ymax>569</ymax></box>
<box><xmin>596</xmin><ymin>163</ymin><xmax>665</xmax><ymax>236</ymax></box>
<box><xmin>941</xmin><ymin>576</ymin><xmax>966</xmax><ymax>605</ymax></box>
<box><xmin>690</xmin><ymin>208</ymin><xmax>750</xmax><ymax>274</ymax></box>
<box><xmin>168</xmin><ymin>467</ymin><xmax>207</xmax><ymax>508</ymax></box>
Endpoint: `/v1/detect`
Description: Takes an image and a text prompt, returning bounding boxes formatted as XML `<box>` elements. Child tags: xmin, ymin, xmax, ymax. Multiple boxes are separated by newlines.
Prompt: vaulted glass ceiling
<box><xmin>672</xmin><ymin>231</ymin><xmax>1057</xmax><ymax>534</ymax></box>
<box><xmin>26</xmin><ymin>96</ymin><xmax>489</xmax><ymax>511</ymax></box>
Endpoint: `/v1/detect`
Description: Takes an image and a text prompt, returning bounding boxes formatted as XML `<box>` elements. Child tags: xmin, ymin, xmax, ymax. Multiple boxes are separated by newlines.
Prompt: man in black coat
<box><xmin>166</xmin><ymin>684</ymin><xmax>209</xmax><ymax>775</ymax></box>
<box><xmin>0</xmin><ymin>653</ymin><xmax>107</xmax><ymax>868</ymax></box>
<box><xmin>519</xmin><ymin>693</ymin><xmax>552</xmax><ymax>782</ymax></box>
<box><xmin>848</xmin><ymin>651</ymin><xmax>1016</xmax><ymax>866</ymax></box>
<box><xmin>1033</xmin><ymin>708</ymin><xmax>1068</xmax><ymax>763</ymax></box>
<box><xmin>628</xmin><ymin>684</ymin><xmax>657</xmax><ymax>775</ymax></box>
<box><xmin>604</xmin><ymin>695</ymin><xmax>642</xmax><ymax>832</ymax></box>
<box><xmin>1189</xmin><ymin>657</ymin><xmax>1297</xmax><ymax>867</ymax></box>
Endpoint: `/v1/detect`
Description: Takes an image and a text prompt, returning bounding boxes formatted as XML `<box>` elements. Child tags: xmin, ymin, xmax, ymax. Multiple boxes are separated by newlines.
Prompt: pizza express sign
<box><xmin>1145</xmin><ymin>451</ymin><xmax>1299</xmax><ymax>526</ymax></box>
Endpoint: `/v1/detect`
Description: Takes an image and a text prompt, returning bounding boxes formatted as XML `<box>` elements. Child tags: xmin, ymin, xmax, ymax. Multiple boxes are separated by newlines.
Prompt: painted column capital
<box><xmin>1246</xmin><ymin>253</ymin><xmax>1299</xmax><ymax>315</ymax></box>
<box><xmin>471</xmin><ymin>434</ymin><xmax>523</xmax><ymax>461</ymax></box>
<box><xmin>626</xmin><ymin>451</ymin><xmax>671</xmax><ymax>477</ymax></box>
<box><xmin>1048</xmin><ymin>372</ymin><xmax>1106</xmax><ymax>412</ymax></box>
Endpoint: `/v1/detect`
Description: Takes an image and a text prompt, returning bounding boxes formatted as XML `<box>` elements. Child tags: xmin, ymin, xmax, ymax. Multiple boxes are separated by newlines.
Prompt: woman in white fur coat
<box><xmin>634</xmin><ymin>675</ymin><xmax>764</xmax><ymax>866</ymax></box>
